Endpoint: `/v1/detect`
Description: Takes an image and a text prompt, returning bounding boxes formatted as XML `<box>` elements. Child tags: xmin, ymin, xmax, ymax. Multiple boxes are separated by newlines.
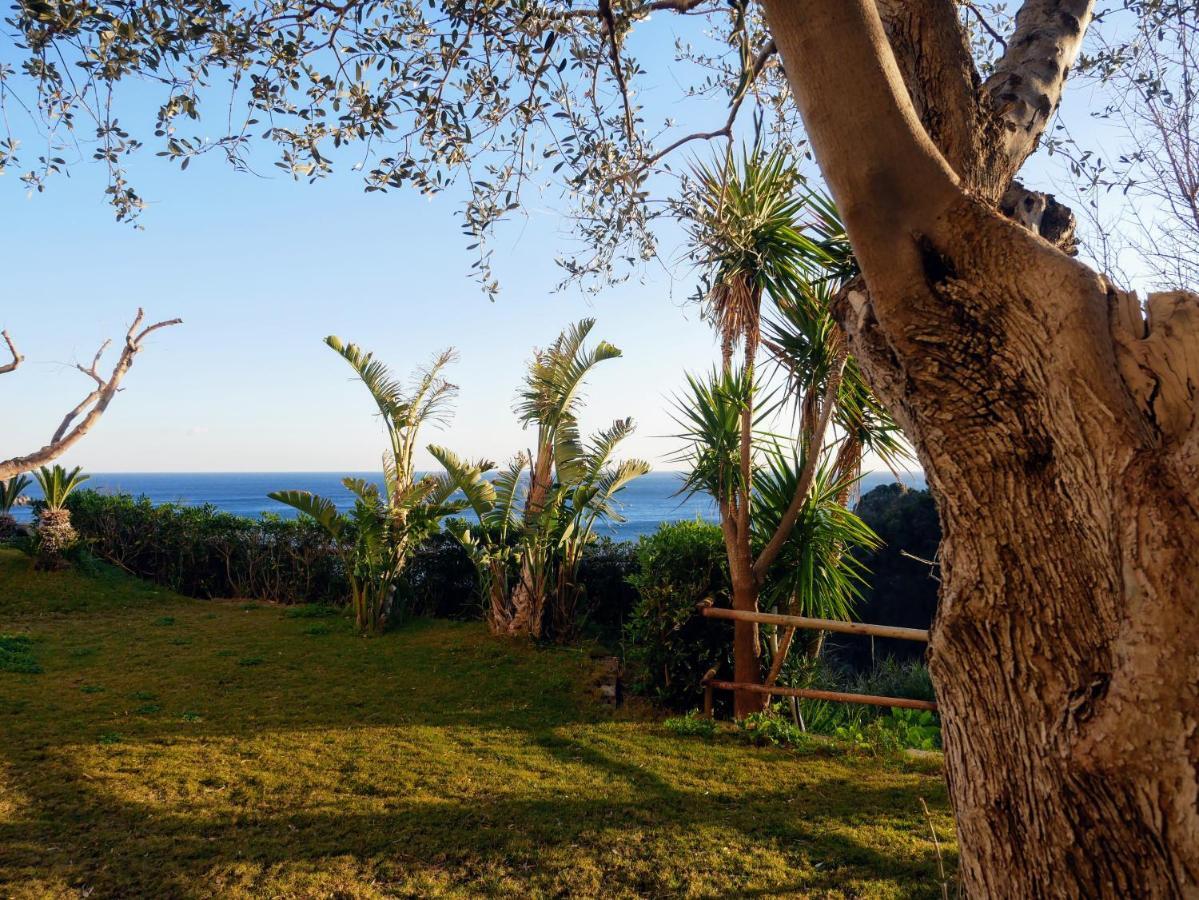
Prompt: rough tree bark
<box><xmin>763</xmin><ymin>0</ymin><xmax>1198</xmax><ymax>894</ymax></box>
<box><xmin>0</xmin><ymin>310</ymin><xmax>182</xmax><ymax>481</ymax></box>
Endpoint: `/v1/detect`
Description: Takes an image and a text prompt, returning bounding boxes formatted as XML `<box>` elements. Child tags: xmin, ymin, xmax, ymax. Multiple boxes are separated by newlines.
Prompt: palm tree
<box><xmin>270</xmin><ymin>339</ymin><xmax>464</xmax><ymax>633</ymax></box>
<box><xmin>678</xmin><ymin>145</ymin><xmax>903</xmax><ymax>716</ymax></box>
<box><xmin>434</xmin><ymin>319</ymin><xmax>649</xmax><ymax>639</ymax></box>
<box><xmin>0</xmin><ymin>474</ymin><xmax>31</xmax><ymax>540</ymax></box>
<box><xmin>32</xmin><ymin>465</ymin><xmax>89</xmax><ymax>567</ymax></box>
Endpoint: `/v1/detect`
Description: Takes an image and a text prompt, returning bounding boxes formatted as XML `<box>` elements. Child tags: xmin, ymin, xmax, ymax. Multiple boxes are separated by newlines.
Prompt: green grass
<box><xmin>0</xmin><ymin>548</ymin><xmax>956</xmax><ymax>898</ymax></box>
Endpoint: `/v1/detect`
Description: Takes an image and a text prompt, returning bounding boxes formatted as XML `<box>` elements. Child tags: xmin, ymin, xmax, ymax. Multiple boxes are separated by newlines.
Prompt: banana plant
<box><xmin>426</xmin><ymin>448</ymin><xmax>524</xmax><ymax>632</ymax></box>
<box><xmin>432</xmin><ymin>319</ymin><xmax>649</xmax><ymax>640</ymax></box>
<box><xmin>270</xmin><ymin>339</ymin><xmax>463</xmax><ymax>633</ymax></box>
<box><xmin>271</xmin><ymin>475</ymin><xmax>463</xmax><ymax>633</ymax></box>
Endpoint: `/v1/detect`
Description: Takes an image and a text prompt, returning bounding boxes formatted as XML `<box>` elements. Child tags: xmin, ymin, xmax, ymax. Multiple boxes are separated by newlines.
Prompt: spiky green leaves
<box><xmin>33</xmin><ymin>465</ymin><xmax>89</xmax><ymax>510</ymax></box>
<box><xmin>683</xmin><ymin>146</ymin><xmax>844</xmax><ymax>363</ymax></box>
<box><xmin>0</xmin><ymin>475</ymin><xmax>31</xmax><ymax>514</ymax></box>
<box><xmin>751</xmin><ymin>452</ymin><xmax>880</xmax><ymax>620</ymax></box>
<box><xmin>672</xmin><ymin>366</ymin><xmax>778</xmax><ymax>507</ymax></box>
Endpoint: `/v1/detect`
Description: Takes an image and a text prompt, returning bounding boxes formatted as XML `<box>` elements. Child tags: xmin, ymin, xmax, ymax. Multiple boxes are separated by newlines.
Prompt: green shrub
<box><xmin>778</xmin><ymin>655</ymin><xmax>939</xmax><ymax>743</ymax></box>
<box><xmin>738</xmin><ymin>708</ymin><xmax>811</xmax><ymax>748</ymax></box>
<box><xmin>404</xmin><ymin>529</ymin><xmax>480</xmax><ymax>619</ymax></box>
<box><xmin>848</xmin><ymin>656</ymin><xmax>936</xmax><ymax>702</ymax></box>
<box><xmin>66</xmin><ymin>491</ymin><xmax>632</xmax><ymax>630</ymax></box>
<box><xmin>574</xmin><ymin>537</ymin><xmax>639</xmax><ymax>648</ymax></box>
<box><xmin>624</xmin><ymin>520</ymin><xmax>731</xmax><ymax>710</ymax></box>
<box><xmin>67</xmin><ymin>491</ymin><xmax>347</xmax><ymax>604</ymax></box>
<box><xmin>663</xmin><ymin>710</ymin><xmax>717</xmax><ymax>738</ymax></box>
<box><xmin>834</xmin><ymin>719</ymin><xmax>904</xmax><ymax>758</ymax></box>
<box><xmin>879</xmin><ymin>707</ymin><xmax>941</xmax><ymax>750</ymax></box>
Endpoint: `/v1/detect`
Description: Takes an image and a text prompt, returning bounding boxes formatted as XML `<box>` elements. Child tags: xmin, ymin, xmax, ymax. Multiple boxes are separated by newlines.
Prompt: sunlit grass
<box><xmin>0</xmin><ymin>548</ymin><xmax>955</xmax><ymax>897</ymax></box>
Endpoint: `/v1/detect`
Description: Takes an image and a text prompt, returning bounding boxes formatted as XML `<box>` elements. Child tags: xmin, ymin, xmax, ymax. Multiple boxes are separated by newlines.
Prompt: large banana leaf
<box><xmin>267</xmin><ymin>490</ymin><xmax>346</xmax><ymax>540</ymax></box>
<box><xmin>427</xmin><ymin>445</ymin><xmax>497</xmax><ymax>520</ymax></box>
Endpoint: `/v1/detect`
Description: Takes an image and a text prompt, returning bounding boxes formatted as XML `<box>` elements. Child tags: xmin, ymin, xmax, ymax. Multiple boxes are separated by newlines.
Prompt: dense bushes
<box><xmin>67</xmin><ymin>491</ymin><xmax>347</xmax><ymax>603</ymax></box>
<box><xmin>623</xmin><ymin>520</ymin><xmax>732</xmax><ymax>709</ymax></box>
<box><xmin>574</xmin><ymin>537</ymin><xmax>639</xmax><ymax>647</ymax></box>
<box><xmin>403</xmin><ymin>529</ymin><xmax>480</xmax><ymax>619</ymax></box>
<box><xmin>64</xmin><ymin>491</ymin><xmax>640</xmax><ymax>632</ymax></box>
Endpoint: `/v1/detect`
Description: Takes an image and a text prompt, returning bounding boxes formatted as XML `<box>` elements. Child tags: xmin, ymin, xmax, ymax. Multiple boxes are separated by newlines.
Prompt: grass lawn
<box><xmin>0</xmin><ymin>548</ymin><xmax>956</xmax><ymax>898</ymax></box>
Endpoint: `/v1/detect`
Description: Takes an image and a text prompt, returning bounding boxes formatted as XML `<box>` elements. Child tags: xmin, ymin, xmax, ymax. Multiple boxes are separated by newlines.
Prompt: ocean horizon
<box><xmin>12</xmin><ymin>469</ymin><xmax>927</xmax><ymax>540</ymax></box>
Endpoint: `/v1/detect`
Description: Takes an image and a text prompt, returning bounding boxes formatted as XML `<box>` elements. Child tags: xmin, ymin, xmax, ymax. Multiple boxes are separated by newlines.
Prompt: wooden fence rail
<box><xmin>698</xmin><ymin>604</ymin><xmax>937</xmax><ymax>714</ymax></box>
<box><xmin>705</xmin><ymin>680</ymin><xmax>938</xmax><ymax>712</ymax></box>
<box><xmin>700</xmin><ymin>606</ymin><xmax>930</xmax><ymax>642</ymax></box>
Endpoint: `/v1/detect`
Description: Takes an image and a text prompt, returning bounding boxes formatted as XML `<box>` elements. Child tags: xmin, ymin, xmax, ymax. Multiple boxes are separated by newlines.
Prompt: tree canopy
<box><xmin>4</xmin><ymin>0</ymin><xmax>1185</xmax><ymax>292</ymax></box>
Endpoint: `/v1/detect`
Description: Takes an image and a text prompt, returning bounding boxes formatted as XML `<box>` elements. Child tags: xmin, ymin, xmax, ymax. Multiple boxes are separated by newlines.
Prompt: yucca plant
<box><xmin>32</xmin><ymin>465</ymin><xmax>89</xmax><ymax>566</ymax></box>
<box><xmin>762</xmin><ymin>193</ymin><xmax>908</xmax><ymax>503</ymax></box>
<box><xmin>270</xmin><ymin>340</ymin><xmax>465</xmax><ymax>633</ymax></box>
<box><xmin>0</xmin><ymin>474</ymin><xmax>31</xmax><ymax>540</ymax></box>
<box><xmin>433</xmin><ymin>319</ymin><xmax>649</xmax><ymax>640</ymax></box>
<box><xmin>677</xmin><ymin>144</ymin><xmax>902</xmax><ymax>717</ymax></box>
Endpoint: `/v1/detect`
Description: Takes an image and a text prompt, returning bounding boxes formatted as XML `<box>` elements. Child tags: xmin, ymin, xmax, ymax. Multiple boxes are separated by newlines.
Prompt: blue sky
<box><xmin>0</xmin><ymin>17</ymin><xmax>1139</xmax><ymax>474</ymax></box>
<box><xmin>1</xmin><ymin>165</ymin><xmax>723</xmax><ymax>471</ymax></box>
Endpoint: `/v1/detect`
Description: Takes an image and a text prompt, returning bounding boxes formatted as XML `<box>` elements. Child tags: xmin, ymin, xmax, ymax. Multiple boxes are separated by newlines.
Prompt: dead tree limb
<box><xmin>0</xmin><ymin>330</ymin><xmax>22</xmax><ymax>375</ymax></box>
<box><xmin>0</xmin><ymin>309</ymin><xmax>182</xmax><ymax>481</ymax></box>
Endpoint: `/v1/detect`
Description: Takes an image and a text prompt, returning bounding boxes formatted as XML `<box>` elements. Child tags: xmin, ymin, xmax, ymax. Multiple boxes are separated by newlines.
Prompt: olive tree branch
<box><xmin>640</xmin><ymin>39</ymin><xmax>777</xmax><ymax>171</ymax></box>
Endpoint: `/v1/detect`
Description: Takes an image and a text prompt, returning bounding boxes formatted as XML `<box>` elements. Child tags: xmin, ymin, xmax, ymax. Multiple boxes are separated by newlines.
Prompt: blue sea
<box><xmin>13</xmin><ymin>470</ymin><xmax>925</xmax><ymax>541</ymax></box>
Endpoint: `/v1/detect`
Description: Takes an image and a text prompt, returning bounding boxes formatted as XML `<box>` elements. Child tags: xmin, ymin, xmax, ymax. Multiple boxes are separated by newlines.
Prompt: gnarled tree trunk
<box><xmin>764</xmin><ymin>0</ymin><xmax>1199</xmax><ymax>893</ymax></box>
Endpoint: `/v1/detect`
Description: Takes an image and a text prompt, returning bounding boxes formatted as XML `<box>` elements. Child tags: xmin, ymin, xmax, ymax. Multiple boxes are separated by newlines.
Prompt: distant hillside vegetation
<box><xmin>829</xmin><ymin>484</ymin><xmax>942</xmax><ymax>669</ymax></box>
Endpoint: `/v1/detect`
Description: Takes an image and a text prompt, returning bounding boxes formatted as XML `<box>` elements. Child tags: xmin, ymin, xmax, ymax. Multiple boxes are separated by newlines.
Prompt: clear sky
<box><xmin>0</xmin><ymin>17</ymin><xmax>1140</xmax><ymax>475</ymax></box>
<box><xmin>2</xmin><ymin>155</ymin><xmax>722</xmax><ymax>472</ymax></box>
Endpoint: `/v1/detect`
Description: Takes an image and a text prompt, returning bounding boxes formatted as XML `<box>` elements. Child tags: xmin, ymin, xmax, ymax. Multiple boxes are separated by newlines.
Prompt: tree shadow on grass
<box><xmin>0</xmin><ymin>733</ymin><xmax>954</xmax><ymax>898</ymax></box>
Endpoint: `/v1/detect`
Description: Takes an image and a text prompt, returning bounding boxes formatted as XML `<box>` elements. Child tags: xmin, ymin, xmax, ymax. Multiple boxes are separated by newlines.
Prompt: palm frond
<box><xmin>584</xmin><ymin>417</ymin><xmax>637</xmax><ymax>477</ymax></box>
<box><xmin>34</xmin><ymin>465</ymin><xmax>89</xmax><ymax>508</ymax></box>
<box><xmin>750</xmin><ymin>449</ymin><xmax>881</xmax><ymax>620</ymax></box>
<box><xmin>683</xmin><ymin>145</ymin><xmax>845</xmax><ymax>361</ymax></box>
<box><xmin>587</xmin><ymin>457</ymin><xmax>651</xmax><ymax>524</ymax></box>
<box><xmin>489</xmin><ymin>453</ymin><xmax>529</xmax><ymax>531</ymax></box>
<box><xmin>342</xmin><ymin>477</ymin><xmax>382</xmax><ymax>507</ymax></box>
<box><xmin>670</xmin><ymin>366</ymin><xmax>778</xmax><ymax>504</ymax></box>
<box><xmin>1</xmin><ymin>474</ymin><xmax>31</xmax><ymax>512</ymax></box>
<box><xmin>268</xmin><ymin>490</ymin><xmax>345</xmax><ymax>540</ymax></box>
<box><xmin>516</xmin><ymin>319</ymin><xmax>621</xmax><ymax>432</ymax></box>
<box><xmin>405</xmin><ymin>347</ymin><xmax>460</xmax><ymax>431</ymax></box>
<box><xmin>427</xmin><ymin>444</ymin><xmax>498</xmax><ymax>520</ymax></box>
<box><xmin>325</xmin><ymin>335</ymin><xmax>407</xmax><ymax>421</ymax></box>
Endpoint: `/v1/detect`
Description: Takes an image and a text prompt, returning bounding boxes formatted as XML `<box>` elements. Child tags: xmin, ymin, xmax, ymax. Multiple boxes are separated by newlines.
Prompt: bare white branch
<box><xmin>0</xmin><ymin>330</ymin><xmax>22</xmax><ymax>375</ymax></box>
<box><xmin>0</xmin><ymin>309</ymin><xmax>182</xmax><ymax>481</ymax></box>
